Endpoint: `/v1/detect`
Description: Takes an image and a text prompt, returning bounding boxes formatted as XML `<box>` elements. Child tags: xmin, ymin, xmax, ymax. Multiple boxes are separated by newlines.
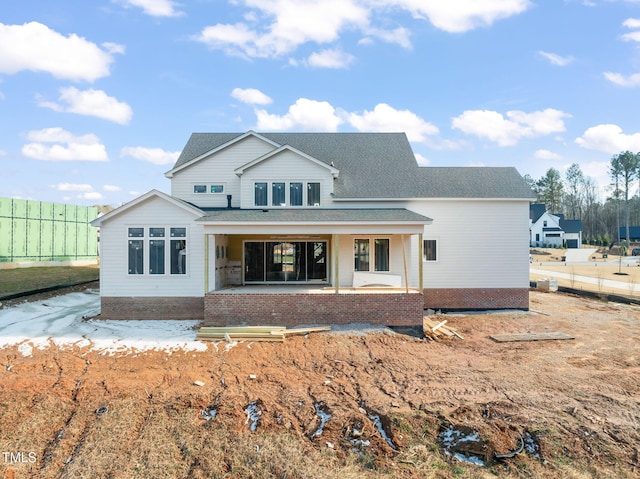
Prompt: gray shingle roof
<box><xmin>559</xmin><ymin>219</ymin><xmax>582</xmax><ymax>234</ymax></box>
<box><xmin>171</xmin><ymin>132</ymin><xmax>535</xmax><ymax>200</ymax></box>
<box><xmin>197</xmin><ymin>208</ymin><xmax>432</xmax><ymax>223</ymax></box>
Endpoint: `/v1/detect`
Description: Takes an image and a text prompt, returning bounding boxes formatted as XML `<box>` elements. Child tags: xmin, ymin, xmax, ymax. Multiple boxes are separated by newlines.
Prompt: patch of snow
<box><xmin>0</xmin><ymin>289</ymin><xmax>208</xmax><ymax>355</ymax></box>
<box><xmin>17</xmin><ymin>342</ymin><xmax>33</xmax><ymax>357</ymax></box>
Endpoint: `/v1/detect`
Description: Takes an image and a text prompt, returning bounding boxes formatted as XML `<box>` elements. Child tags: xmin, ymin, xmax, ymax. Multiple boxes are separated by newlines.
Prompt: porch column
<box><xmin>332</xmin><ymin>234</ymin><xmax>339</xmax><ymax>294</ymax></box>
<box><xmin>418</xmin><ymin>233</ymin><xmax>423</xmax><ymax>291</ymax></box>
<box><xmin>204</xmin><ymin>234</ymin><xmax>210</xmax><ymax>293</ymax></box>
<box><xmin>205</xmin><ymin>234</ymin><xmax>216</xmax><ymax>293</ymax></box>
<box><xmin>401</xmin><ymin>234</ymin><xmax>409</xmax><ymax>293</ymax></box>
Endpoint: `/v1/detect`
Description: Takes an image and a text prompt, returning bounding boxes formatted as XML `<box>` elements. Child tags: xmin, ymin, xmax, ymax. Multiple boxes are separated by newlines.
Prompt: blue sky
<box><xmin>2</xmin><ymin>0</ymin><xmax>640</xmax><ymax>206</ymax></box>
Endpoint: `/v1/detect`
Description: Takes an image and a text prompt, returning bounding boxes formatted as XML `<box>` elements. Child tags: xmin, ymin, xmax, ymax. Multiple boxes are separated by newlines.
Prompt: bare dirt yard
<box><xmin>0</xmin><ymin>289</ymin><xmax>638</xmax><ymax>479</ymax></box>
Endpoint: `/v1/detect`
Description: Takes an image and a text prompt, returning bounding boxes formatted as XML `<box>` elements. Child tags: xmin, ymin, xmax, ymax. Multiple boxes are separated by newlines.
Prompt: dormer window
<box><xmin>272</xmin><ymin>182</ymin><xmax>285</xmax><ymax>206</ymax></box>
<box><xmin>253</xmin><ymin>181</ymin><xmax>321</xmax><ymax>207</ymax></box>
<box><xmin>255</xmin><ymin>182</ymin><xmax>267</xmax><ymax>206</ymax></box>
<box><xmin>290</xmin><ymin>183</ymin><xmax>303</xmax><ymax>206</ymax></box>
<box><xmin>307</xmin><ymin>182</ymin><xmax>320</xmax><ymax>206</ymax></box>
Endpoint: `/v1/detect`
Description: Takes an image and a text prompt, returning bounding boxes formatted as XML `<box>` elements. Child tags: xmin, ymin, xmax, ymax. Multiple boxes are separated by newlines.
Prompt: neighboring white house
<box><xmin>92</xmin><ymin>131</ymin><xmax>535</xmax><ymax>325</ymax></box>
<box><xmin>529</xmin><ymin>203</ymin><xmax>583</xmax><ymax>249</ymax></box>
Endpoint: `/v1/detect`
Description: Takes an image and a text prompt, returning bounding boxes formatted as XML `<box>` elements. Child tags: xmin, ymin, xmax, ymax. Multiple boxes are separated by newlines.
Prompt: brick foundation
<box><xmin>101</xmin><ymin>297</ymin><xmax>204</xmax><ymax>320</ymax></box>
<box><xmin>423</xmin><ymin>288</ymin><xmax>529</xmax><ymax>311</ymax></box>
<box><xmin>204</xmin><ymin>292</ymin><xmax>424</xmax><ymax>327</ymax></box>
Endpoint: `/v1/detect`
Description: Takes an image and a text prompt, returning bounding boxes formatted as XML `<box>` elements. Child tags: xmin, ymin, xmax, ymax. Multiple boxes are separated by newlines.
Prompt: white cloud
<box><xmin>115</xmin><ymin>0</ymin><xmax>184</xmax><ymax>17</ymax></box>
<box><xmin>534</xmin><ymin>149</ymin><xmax>562</xmax><ymax>161</ymax></box>
<box><xmin>603</xmin><ymin>72</ymin><xmax>640</xmax><ymax>87</ymax></box>
<box><xmin>51</xmin><ymin>183</ymin><xmax>94</xmax><ymax>192</ymax></box>
<box><xmin>622</xmin><ymin>18</ymin><xmax>640</xmax><ymax>29</ymax></box>
<box><xmin>102</xmin><ymin>42</ymin><xmax>126</xmax><ymax>55</ymax></box>
<box><xmin>51</xmin><ymin>183</ymin><xmax>105</xmax><ymax>201</ymax></box>
<box><xmin>581</xmin><ymin>161</ymin><xmax>610</xmax><ymax>190</ymax></box>
<box><xmin>362</xmin><ymin>26</ymin><xmax>412</xmax><ymax>49</ymax></box>
<box><xmin>384</xmin><ymin>0</ymin><xmax>531</xmax><ymax>33</ymax></box>
<box><xmin>451</xmin><ymin>108</ymin><xmax>570</xmax><ymax>146</ymax></box>
<box><xmin>255</xmin><ymin>98</ymin><xmax>343</xmax><ymax>131</ymax></box>
<box><xmin>120</xmin><ymin>146</ymin><xmax>180</xmax><ymax>165</ymax></box>
<box><xmin>621</xmin><ymin>30</ymin><xmax>640</xmax><ymax>42</ymax></box>
<box><xmin>575</xmin><ymin>124</ymin><xmax>640</xmax><ymax>153</ymax></box>
<box><xmin>231</xmin><ymin>87</ymin><xmax>273</xmax><ymax>105</ymax></box>
<box><xmin>194</xmin><ymin>1</ymin><xmax>529</xmax><ymax>60</ymax></box>
<box><xmin>414</xmin><ymin>153</ymin><xmax>430</xmax><ymax>166</ymax></box>
<box><xmin>0</xmin><ymin>22</ymin><xmax>114</xmax><ymax>82</ymax></box>
<box><xmin>621</xmin><ymin>17</ymin><xmax>640</xmax><ymax>42</ymax></box>
<box><xmin>38</xmin><ymin>87</ymin><xmax>133</xmax><ymax>124</ymax></box>
<box><xmin>22</xmin><ymin>128</ymin><xmax>108</xmax><ymax>162</ymax></box>
<box><xmin>307</xmin><ymin>48</ymin><xmax>355</xmax><ymax>69</ymax></box>
<box><xmin>348</xmin><ymin>103</ymin><xmax>439</xmax><ymax>142</ymax></box>
<box><xmin>81</xmin><ymin>191</ymin><xmax>104</xmax><ymax>200</ymax></box>
<box><xmin>103</xmin><ymin>184</ymin><xmax>122</xmax><ymax>192</ymax></box>
<box><xmin>194</xmin><ymin>0</ymin><xmax>369</xmax><ymax>58</ymax></box>
<box><xmin>538</xmin><ymin>50</ymin><xmax>574</xmax><ymax>66</ymax></box>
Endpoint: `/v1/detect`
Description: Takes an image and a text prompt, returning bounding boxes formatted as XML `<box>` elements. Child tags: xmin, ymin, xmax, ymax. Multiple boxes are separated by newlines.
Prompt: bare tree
<box><xmin>610</xmin><ymin>151</ymin><xmax>640</xmax><ymax>246</ymax></box>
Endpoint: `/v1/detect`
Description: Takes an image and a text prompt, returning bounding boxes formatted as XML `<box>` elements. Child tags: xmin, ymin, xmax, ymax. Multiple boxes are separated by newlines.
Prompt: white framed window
<box><xmin>423</xmin><ymin>239</ymin><xmax>438</xmax><ymax>262</ymax></box>
<box><xmin>127</xmin><ymin>226</ymin><xmax>188</xmax><ymax>275</ymax></box>
<box><xmin>253</xmin><ymin>181</ymin><xmax>322</xmax><ymax>207</ymax></box>
<box><xmin>354</xmin><ymin>237</ymin><xmax>390</xmax><ymax>272</ymax></box>
<box><xmin>193</xmin><ymin>184</ymin><xmax>225</xmax><ymax>194</ymax></box>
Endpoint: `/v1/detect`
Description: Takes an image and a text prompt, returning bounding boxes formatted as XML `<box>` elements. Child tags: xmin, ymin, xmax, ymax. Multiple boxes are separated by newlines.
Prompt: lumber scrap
<box><xmin>282</xmin><ymin>326</ymin><xmax>332</xmax><ymax>336</ymax></box>
<box><xmin>195</xmin><ymin>324</ymin><xmax>331</xmax><ymax>342</ymax></box>
<box><xmin>489</xmin><ymin>332</ymin><xmax>574</xmax><ymax>343</ymax></box>
<box><xmin>423</xmin><ymin>316</ymin><xmax>463</xmax><ymax>341</ymax></box>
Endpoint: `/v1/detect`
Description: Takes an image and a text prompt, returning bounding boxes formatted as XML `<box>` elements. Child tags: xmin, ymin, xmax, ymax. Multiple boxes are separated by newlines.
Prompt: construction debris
<box><xmin>195</xmin><ymin>325</ymin><xmax>332</xmax><ymax>342</ymax></box>
<box><xmin>423</xmin><ymin>317</ymin><xmax>464</xmax><ymax>341</ymax></box>
<box><xmin>490</xmin><ymin>332</ymin><xmax>574</xmax><ymax>342</ymax></box>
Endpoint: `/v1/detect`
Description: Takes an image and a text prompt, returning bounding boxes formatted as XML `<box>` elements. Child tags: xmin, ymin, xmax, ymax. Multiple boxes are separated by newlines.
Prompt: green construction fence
<box><xmin>0</xmin><ymin>197</ymin><xmax>99</xmax><ymax>263</ymax></box>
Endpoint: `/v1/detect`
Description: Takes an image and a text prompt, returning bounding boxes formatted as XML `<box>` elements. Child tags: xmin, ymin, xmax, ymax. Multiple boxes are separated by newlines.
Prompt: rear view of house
<box><xmin>92</xmin><ymin>131</ymin><xmax>534</xmax><ymax>325</ymax></box>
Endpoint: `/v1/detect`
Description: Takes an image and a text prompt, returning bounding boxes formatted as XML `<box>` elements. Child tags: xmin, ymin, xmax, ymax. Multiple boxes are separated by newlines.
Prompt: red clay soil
<box><xmin>0</xmin><ymin>290</ymin><xmax>638</xmax><ymax>478</ymax></box>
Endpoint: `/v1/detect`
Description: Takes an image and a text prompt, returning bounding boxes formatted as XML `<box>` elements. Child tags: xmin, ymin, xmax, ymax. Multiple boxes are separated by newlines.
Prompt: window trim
<box><xmin>193</xmin><ymin>183</ymin><xmax>225</xmax><ymax>194</ymax></box>
<box><xmin>253</xmin><ymin>181</ymin><xmax>322</xmax><ymax>207</ymax></box>
<box><xmin>126</xmin><ymin>226</ymin><xmax>189</xmax><ymax>276</ymax></box>
<box><xmin>353</xmin><ymin>237</ymin><xmax>391</xmax><ymax>272</ymax></box>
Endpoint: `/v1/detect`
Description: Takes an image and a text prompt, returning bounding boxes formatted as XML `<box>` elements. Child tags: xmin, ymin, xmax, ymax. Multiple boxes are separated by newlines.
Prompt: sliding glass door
<box><xmin>244</xmin><ymin>240</ymin><xmax>327</xmax><ymax>283</ymax></box>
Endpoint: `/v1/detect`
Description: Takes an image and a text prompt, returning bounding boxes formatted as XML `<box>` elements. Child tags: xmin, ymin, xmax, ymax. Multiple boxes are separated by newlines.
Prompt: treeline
<box><xmin>524</xmin><ymin>151</ymin><xmax>640</xmax><ymax>246</ymax></box>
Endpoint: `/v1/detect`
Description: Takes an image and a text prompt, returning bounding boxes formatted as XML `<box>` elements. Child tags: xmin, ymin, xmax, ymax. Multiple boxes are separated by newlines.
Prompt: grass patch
<box><xmin>0</xmin><ymin>265</ymin><xmax>99</xmax><ymax>297</ymax></box>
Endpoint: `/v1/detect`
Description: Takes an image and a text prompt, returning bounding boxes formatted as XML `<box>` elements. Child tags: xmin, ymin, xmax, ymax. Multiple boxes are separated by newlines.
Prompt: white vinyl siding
<box><xmin>170</xmin><ymin>135</ymin><xmax>276</xmax><ymax>208</ymax></box>
<box><xmin>333</xmin><ymin>198</ymin><xmax>530</xmax><ymax>290</ymax></box>
<box><xmin>98</xmin><ymin>196</ymin><xmax>204</xmax><ymax>297</ymax></box>
<box><xmin>407</xmin><ymin>199</ymin><xmax>530</xmax><ymax>289</ymax></box>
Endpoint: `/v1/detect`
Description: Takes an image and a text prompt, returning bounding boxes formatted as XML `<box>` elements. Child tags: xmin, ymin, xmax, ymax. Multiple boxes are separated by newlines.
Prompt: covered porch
<box><xmin>198</xmin><ymin>208</ymin><xmax>431</xmax><ymax>326</ymax></box>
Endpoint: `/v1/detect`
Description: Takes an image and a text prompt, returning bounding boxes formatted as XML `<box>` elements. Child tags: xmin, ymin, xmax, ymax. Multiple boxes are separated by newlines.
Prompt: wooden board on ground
<box><xmin>195</xmin><ymin>325</ymin><xmax>331</xmax><ymax>342</ymax></box>
<box><xmin>489</xmin><ymin>332</ymin><xmax>574</xmax><ymax>342</ymax></box>
<box><xmin>422</xmin><ymin>316</ymin><xmax>464</xmax><ymax>340</ymax></box>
